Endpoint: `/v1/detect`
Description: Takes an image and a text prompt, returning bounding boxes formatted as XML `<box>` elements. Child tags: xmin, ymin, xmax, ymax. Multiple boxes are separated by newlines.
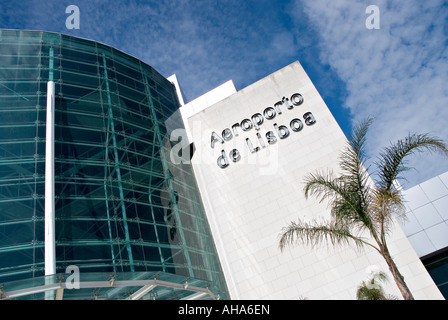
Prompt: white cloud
<box><xmin>294</xmin><ymin>0</ymin><xmax>448</xmax><ymax>188</ymax></box>
<box><xmin>8</xmin><ymin>1</ymin><xmax>308</xmax><ymax>101</ymax></box>
<box><xmin>8</xmin><ymin>0</ymin><xmax>445</xmax><ymax>187</ymax></box>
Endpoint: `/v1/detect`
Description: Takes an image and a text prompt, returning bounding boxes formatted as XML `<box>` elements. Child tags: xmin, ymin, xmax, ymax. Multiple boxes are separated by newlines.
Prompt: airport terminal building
<box><xmin>0</xmin><ymin>29</ymin><xmax>446</xmax><ymax>300</ymax></box>
<box><xmin>174</xmin><ymin>62</ymin><xmax>445</xmax><ymax>300</ymax></box>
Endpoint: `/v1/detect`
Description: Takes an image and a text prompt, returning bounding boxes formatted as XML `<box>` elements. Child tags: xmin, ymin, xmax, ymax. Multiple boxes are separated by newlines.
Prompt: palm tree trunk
<box><xmin>380</xmin><ymin>244</ymin><xmax>414</xmax><ymax>300</ymax></box>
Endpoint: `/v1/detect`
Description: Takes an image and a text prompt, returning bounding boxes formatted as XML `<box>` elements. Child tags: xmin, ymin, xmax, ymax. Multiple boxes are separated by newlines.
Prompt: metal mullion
<box><xmin>0</xmin><ymin>242</ymin><xmax>42</xmax><ymax>253</ymax></box>
<box><xmin>0</xmin><ymin>79</ymin><xmax>39</xmax><ymax>85</ymax></box>
<box><xmin>129</xmin><ymin>180</ymin><xmax>158</xmax><ymax>191</ymax></box>
<box><xmin>114</xmin><ymin>116</ymin><xmax>157</xmax><ymax>133</ymax></box>
<box><xmin>58</xmin><ymin>108</ymin><xmax>102</xmax><ymax>119</ymax></box>
<box><xmin>169</xmin><ymin>179</ymin><xmax>200</xmax><ymax>193</ymax></box>
<box><xmin>120</xmin><ymin>127</ymin><xmax>148</xmax><ymax>271</ymax></box>
<box><xmin>60</xmin><ymin>40</ymin><xmax>96</xmax><ymax>53</ymax></box>
<box><xmin>143</xmin><ymin>74</ymin><xmax>194</xmax><ymax>278</ymax></box>
<box><xmin>102</xmin><ymin>53</ymin><xmax>134</xmax><ymax>272</ymax></box>
<box><xmin>58</xmin><ymin>79</ymin><xmax>99</xmax><ymax>92</ymax></box>
<box><xmin>148</xmin><ymin>132</ymin><xmax>168</xmax><ymax>272</ymax></box>
<box><xmin>53</xmin><ymin>143</ymin><xmax>161</xmax><ymax>181</ymax></box>
<box><xmin>101</xmin><ymin>81</ymin><xmax>123</xmax><ymax>272</ymax></box>
<box><xmin>62</xmin><ymin>92</ymin><xmax>101</xmax><ymax>105</ymax></box>
<box><xmin>0</xmin><ymin>260</ymin><xmax>43</xmax><ymax>274</ymax></box>
<box><xmin>58</xmin><ymin>55</ymin><xmax>98</xmax><ymax>65</ymax></box>
<box><xmin>0</xmin><ymin>108</ymin><xmax>36</xmax><ymax>113</ymax></box>
<box><xmin>112</xmin><ymin>69</ymin><xmax>145</xmax><ymax>90</ymax></box>
<box><xmin>98</xmin><ymin>72</ymin><xmax>118</xmax><ymax>274</ymax></box>
<box><xmin>166</xmin><ymin>164</ymin><xmax>196</xmax><ymax>180</ymax></box>
<box><xmin>0</xmin><ymin>196</ymin><xmax>35</xmax><ymax>204</ymax></box>
<box><xmin>119</xmin><ymin>147</ymin><xmax>154</xmax><ymax>163</ymax></box>
<box><xmin>0</xmin><ymin>219</ymin><xmax>35</xmax><ymax>227</ymax></box>
<box><xmin>60</xmin><ymin>216</ymin><xmax>112</xmax><ymax>248</ymax></box>
<box><xmin>55</xmin><ymin>123</ymin><xmax>156</xmax><ymax>151</ymax></box>
<box><xmin>56</xmin><ymin>140</ymin><xmax>104</xmax><ymax>150</ymax></box>
<box><xmin>0</xmin><ymin>124</ymin><xmax>37</xmax><ymax>131</ymax></box>
<box><xmin>54</xmin><ymin>123</ymin><xmax>103</xmax><ymax>134</ymax></box>
<box><xmin>0</xmin><ymin>176</ymin><xmax>40</xmax><ymax>185</ymax></box>
<box><xmin>148</xmin><ymin>193</ymin><xmax>166</xmax><ymax>272</ymax></box>
<box><xmin>56</xmin><ymin>158</ymin><xmax>106</xmax><ymax>167</ymax></box>
<box><xmin>57</xmin><ymin>142</ymin><xmax>103</xmax><ymax>161</ymax></box>
<box><xmin>0</xmin><ymin>93</ymin><xmax>34</xmax><ymax>99</ymax></box>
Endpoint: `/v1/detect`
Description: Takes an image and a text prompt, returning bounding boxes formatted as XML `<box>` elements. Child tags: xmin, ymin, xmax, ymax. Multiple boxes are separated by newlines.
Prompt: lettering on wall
<box><xmin>210</xmin><ymin>92</ymin><xmax>316</xmax><ymax>168</ymax></box>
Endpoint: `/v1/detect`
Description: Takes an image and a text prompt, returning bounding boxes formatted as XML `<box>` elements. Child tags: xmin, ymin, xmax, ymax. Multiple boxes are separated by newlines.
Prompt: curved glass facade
<box><xmin>0</xmin><ymin>29</ymin><xmax>228</xmax><ymax>299</ymax></box>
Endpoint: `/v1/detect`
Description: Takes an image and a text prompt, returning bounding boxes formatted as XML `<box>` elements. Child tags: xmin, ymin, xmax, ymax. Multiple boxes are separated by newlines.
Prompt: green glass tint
<box><xmin>422</xmin><ymin>247</ymin><xmax>448</xmax><ymax>299</ymax></box>
<box><xmin>0</xmin><ymin>29</ymin><xmax>228</xmax><ymax>299</ymax></box>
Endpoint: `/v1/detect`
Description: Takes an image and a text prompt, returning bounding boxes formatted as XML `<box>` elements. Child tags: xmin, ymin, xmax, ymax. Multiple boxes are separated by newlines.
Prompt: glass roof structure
<box><xmin>0</xmin><ymin>29</ymin><xmax>228</xmax><ymax>300</ymax></box>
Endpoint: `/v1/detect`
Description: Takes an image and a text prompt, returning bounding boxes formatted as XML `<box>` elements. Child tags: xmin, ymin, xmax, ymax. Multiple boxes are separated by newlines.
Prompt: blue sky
<box><xmin>1</xmin><ymin>0</ymin><xmax>448</xmax><ymax>188</ymax></box>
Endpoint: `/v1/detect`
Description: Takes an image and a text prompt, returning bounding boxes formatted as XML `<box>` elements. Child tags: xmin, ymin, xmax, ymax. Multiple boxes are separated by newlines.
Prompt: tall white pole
<box><xmin>45</xmin><ymin>80</ymin><xmax>56</xmax><ymax>277</ymax></box>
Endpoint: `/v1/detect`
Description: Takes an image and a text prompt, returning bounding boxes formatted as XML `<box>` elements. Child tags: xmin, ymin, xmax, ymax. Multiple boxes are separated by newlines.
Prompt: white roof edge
<box><xmin>167</xmin><ymin>74</ymin><xmax>185</xmax><ymax>106</ymax></box>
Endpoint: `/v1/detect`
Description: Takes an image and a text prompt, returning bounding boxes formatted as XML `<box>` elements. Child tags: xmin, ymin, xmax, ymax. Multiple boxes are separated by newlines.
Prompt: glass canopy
<box><xmin>0</xmin><ymin>271</ymin><xmax>221</xmax><ymax>300</ymax></box>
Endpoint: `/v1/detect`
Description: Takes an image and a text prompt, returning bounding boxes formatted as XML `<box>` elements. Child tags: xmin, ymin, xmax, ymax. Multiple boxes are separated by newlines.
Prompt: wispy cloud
<box><xmin>0</xmin><ymin>1</ymin><xmax>345</xmax><ymax>112</ymax></box>
<box><xmin>2</xmin><ymin>0</ymin><xmax>444</xmax><ymax>187</ymax></box>
<box><xmin>11</xmin><ymin>1</ymin><xmax>319</xmax><ymax>96</ymax></box>
<box><xmin>293</xmin><ymin>0</ymin><xmax>448</xmax><ymax>188</ymax></box>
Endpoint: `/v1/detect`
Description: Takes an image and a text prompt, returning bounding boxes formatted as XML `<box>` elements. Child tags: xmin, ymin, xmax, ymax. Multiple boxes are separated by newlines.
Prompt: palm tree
<box><xmin>356</xmin><ymin>270</ymin><xmax>397</xmax><ymax>300</ymax></box>
<box><xmin>279</xmin><ymin>117</ymin><xmax>448</xmax><ymax>300</ymax></box>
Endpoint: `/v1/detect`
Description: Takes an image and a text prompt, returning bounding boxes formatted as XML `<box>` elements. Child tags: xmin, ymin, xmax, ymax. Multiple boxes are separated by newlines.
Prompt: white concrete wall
<box><xmin>181</xmin><ymin>61</ymin><xmax>443</xmax><ymax>300</ymax></box>
<box><xmin>180</xmin><ymin>80</ymin><xmax>236</xmax><ymax>142</ymax></box>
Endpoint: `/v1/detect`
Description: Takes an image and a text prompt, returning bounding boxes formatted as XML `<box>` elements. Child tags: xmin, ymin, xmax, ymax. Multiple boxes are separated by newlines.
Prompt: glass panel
<box><xmin>0</xmin><ymin>29</ymin><xmax>228</xmax><ymax>300</ymax></box>
<box><xmin>422</xmin><ymin>247</ymin><xmax>448</xmax><ymax>299</ymax></box>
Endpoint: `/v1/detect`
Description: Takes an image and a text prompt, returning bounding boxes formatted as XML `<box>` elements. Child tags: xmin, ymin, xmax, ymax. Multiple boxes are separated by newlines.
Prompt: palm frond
<box><xmin>280</xmin><ymin>116</ymin><xmax>447</xmax><ymax>300</ymax></box>
<box><xmin>279</xmin><ymin>218</ymin><xmax>371</xmax><ymax>252</ymax></box>
<box><xmin>376</xmin><ymin>133</ymin><xmax>448</xmax><ymax>191</ymax></box>
<box><xmin>348</xmin><ymin>117</ymin><xmax>374</xmax><ymax>163</ymax></box>
<box><xmin>339</xmin><ymin>117</ymin><xmax>373</xmax><ymax>183</ymax></box>
<box><xmin>356</xmin><ymin>283</ymin><xmax>387</xmax><ymax>300</ymax></box>
<box><xmin>338</xmin><ymin>118</ymin><xmax>376</xmax><ymax>229</ymax></box>
<box><xmin>371</xmin><ymin>188</ymin><xmax>406</xmax><ymax>228</ymax></box>
<box><xmin>356</xmin><ymin>271</ymin><xmax>397</xmax><ymax>300</ymax></box>
<box><xmin>303</xmin><ymin>170</ymin><xmax>343</xmax><ymax>202</ymax></box>
<box><xmin>304</xmin><ymin>169</ymin><xmax>375</xmax><ymax>234</ymax></box>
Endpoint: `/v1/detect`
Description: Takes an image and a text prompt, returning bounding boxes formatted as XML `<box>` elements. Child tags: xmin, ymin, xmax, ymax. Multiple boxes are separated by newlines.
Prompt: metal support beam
<box><xmin>44</xmin><ymin>47</ymin><xmax>56</xmax><ymax>301</ymax></box>
<box><xmin>102</xmin><ymin>54</ymin><xmax>134</xmax><ymax>272</ymax></box>
<box><xmin>44</xmin><ymin>79</ymin><xmax>56</xmax><ymax>277</ymax></box>
<box><xmin>1</xmin><ymin>278</ymin><xmax>217</xmax><ymax>300</ymax></box>
<box><xmin>126</xmin><ymin>284</ymin><xmax>157</xmax><ymax>300</ymax></box>
<box><xmin>143</xmin><ymin>75</ymin><xmax>194</xmax><ymax>278</ymax></box>
<box><xmin>181</xmin><ymin>292</ymin><xmax>208</xmax><ymax>300</ymax></box>
<box><xmin>55</xmin><ymin>288</ymin><xmax>64</xmax><ymax>300</ymax></box>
